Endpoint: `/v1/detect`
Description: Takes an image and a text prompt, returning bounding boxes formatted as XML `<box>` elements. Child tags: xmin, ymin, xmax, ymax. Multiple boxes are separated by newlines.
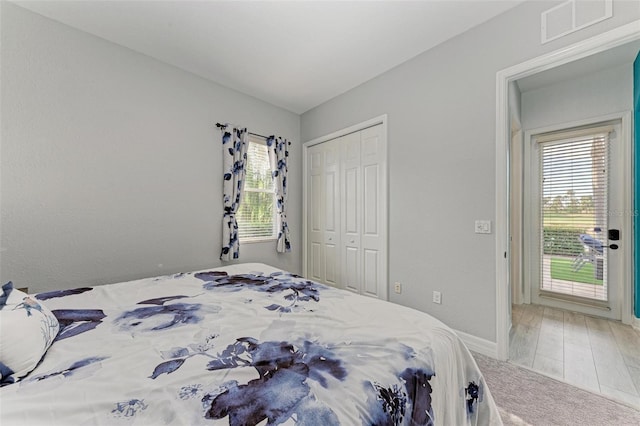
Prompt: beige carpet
<box><xmin>472</xmin><ymin>352</ymin><xmax>640</xmax><ymax>426</ymax></box>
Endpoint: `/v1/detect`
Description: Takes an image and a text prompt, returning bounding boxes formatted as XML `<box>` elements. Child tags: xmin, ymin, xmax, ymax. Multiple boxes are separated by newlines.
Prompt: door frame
<box><xmin>495</xmin><ymin>20</ymin><xmax>640</xmax><ymax>361</ymax></box>
<box><xmin>510</xmin><ymin>116</ymin><xmax>524</xmax><ymax>307</ymax></box>
<box><xmin>302</xmin><ymin>114</ymin><xmax>389</xmax><ymax>297</ymax></box>
<box><xmin>522</xmin><ymin>113</ymin><xmax>631</xmax><ymax>320</ymax></box>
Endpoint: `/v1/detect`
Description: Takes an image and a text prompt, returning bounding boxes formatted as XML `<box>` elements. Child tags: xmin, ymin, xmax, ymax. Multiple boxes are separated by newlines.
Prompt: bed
<box><xmin>1</xmin><ymin>263</ymin><xmax>501</xmax><ymax>425</ymax></box>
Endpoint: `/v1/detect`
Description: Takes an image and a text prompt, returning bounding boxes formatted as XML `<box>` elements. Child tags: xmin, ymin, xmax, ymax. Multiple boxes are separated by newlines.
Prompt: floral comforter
<box><xmin>1</xmin><ymin>263</ymin><xmax>501</xmax><ymax>425</ymax></box>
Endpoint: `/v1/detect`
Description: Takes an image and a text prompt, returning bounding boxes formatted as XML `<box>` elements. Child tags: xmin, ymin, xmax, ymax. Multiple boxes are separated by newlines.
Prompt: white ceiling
<box><xmin>14</xmin><ymin>0</ymin><xmax>524</xmax><ymax>114</ymax></box>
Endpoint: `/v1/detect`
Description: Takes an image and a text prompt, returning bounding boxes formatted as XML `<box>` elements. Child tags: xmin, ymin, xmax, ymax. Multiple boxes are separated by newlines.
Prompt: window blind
<box><xmin>538</xmin><ymin>128</ymin><xmax>609</xmax><ymax>300</ymax></box>
<box><xmin>238</xmin><ymin>138</ymin><xmax>276</xmax><ymax>240</ymax></box>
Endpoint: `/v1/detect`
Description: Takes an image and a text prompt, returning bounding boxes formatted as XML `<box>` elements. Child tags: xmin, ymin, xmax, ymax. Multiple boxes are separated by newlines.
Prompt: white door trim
<box><xmin>304</xmin><ymin>115</ymin><xmax>388</xmax><ymax>148</ymax></box>
<box><xmin>495</xmin><ymin>20</ymin><xmax>640</xmax><ymax>361</ymax></box>
<box><xmin>302</xmin><ymin>115</ymin><xmax>388</xmax><ymax>296</ymax></box>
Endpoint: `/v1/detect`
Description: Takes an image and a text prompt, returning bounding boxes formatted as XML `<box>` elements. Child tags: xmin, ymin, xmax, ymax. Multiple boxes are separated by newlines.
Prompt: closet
<box><xmin>305</xmin><ymin>123</ymin><xmax>387</xmax><ymax>300</ymax></box>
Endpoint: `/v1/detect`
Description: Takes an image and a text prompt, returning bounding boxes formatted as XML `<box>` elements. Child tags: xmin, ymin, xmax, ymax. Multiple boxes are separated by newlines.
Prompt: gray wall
<box><xmin>0</xmin><ymin>2</ymin><xmax>301</xmax><ymax>293</ymax></box>
<box><xmin>300</xmin><ymin>0</ymin><xmax>639</xmax><ymax>342</ymax></box>
<box><xmin>521</xmin><ymin>63</ymin><xmax>634</xmax><ymax>130</ymax></box>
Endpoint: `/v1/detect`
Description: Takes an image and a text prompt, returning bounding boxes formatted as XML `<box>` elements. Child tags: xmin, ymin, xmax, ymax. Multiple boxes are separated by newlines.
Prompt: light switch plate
<box><xmin>475</xmin><ymin>220</ymin><xmax>491</xmax><ymax>234</ymax></box>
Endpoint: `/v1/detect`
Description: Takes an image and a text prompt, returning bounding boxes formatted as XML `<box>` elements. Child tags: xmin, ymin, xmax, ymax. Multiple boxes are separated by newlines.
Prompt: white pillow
<box><xmin>0</xmin><ymin>282</ymin><xmax>60</xmax><ymax>386</ymax></box>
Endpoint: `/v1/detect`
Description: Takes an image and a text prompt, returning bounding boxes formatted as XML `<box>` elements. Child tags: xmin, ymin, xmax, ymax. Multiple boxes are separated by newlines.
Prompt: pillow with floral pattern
<box><xmin>0</xmin><ymin>282</ymin><xmax>59</xmax><ymax>386</ymax></box>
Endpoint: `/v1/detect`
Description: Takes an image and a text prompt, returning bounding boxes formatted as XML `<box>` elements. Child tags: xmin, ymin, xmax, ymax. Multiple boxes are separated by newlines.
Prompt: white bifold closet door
<box><xmin>308</xmin><ymin>137</ymin><xmax>341</xmax><ymax>287</ymax></box>
<box><xmin>306</xmin><ymin>124</ymin><xmax>387</xmax><ymax>300</ymax></box>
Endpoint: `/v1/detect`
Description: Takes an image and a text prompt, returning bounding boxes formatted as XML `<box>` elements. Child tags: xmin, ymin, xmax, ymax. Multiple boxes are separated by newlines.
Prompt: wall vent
<box><xmin>541</xmin><ymin>0</ymin><xmax>612</xmax><ymax>44</ymax></box>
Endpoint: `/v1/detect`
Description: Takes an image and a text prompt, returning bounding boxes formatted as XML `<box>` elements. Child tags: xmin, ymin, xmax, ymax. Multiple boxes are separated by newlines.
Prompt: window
<box><xmin>238</xmin><ymin>136</ymin><xmax>276</xmax><ymax>240</ymax></box>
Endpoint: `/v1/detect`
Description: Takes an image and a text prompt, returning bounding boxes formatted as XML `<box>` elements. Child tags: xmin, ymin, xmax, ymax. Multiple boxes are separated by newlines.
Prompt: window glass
<box><xmin>238</xmin><ymin>137</ymin><xmax>275</xmax><ymax>240</ymax></box>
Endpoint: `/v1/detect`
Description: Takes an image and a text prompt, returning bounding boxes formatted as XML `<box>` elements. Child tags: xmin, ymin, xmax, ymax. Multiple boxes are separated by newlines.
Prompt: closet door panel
<box><xmin>363</xmin><ymin>163</ymin><xmax>382</xmax><ymax>297</ymax></box>
<box><xmin>310</xmin><ymin>174</ymin><xmax>323</xmax><ymax>232</ymax></box>
<box><xmin>310</xmin><ymin>242</ymin><xmax>324</xmax><ymax>283</ymax></box>
<box><xmin>323</xmin><ymin>139</ymin><xmax>341</xmax><ymax>286</ymax></box>
<box><xmin>363</xmin><ymin>249</ymin><xmax>379</xmax><ymax>297</ymax></box>
<box><xmin>307</xmin><ymin>146</ymin><xmax>325</xmax><ymax>283</ymax></box>
<box><xmin>323</xmin><ymin>168</ymin><xmax>338</xmax><ymax>285</ymax></box>
<box><xmin>341</xmin><ymin>132</ymin><xmax>362</xmax><ymax>293</ymax></box>
<box><xmin>344</xmin><ymin>168</ymin><xmax>359</xmax><ymax>234</ymax></box>
<box><xmin>344</xmin><ymin>246</ymin><xmax>359</xmax><ymax>293</ymax></box>
<box><xmin>325</xmin><ymin>172</ymin><xmax>337</xmax><ymax>232</ymax></box>
<box><xmin>363</xmin><ymin>164</ymin><xmax>379</xmax><ymax>235</ymax></box>
<box><xmin>324</xmin><ymin>244</ymin><xmax>338</xmax><ymax>284</ymax></box>
<box><xmin>360</xmin><ymin>125</ymin><xmax>386</xmax><ymax>299</ymax></box>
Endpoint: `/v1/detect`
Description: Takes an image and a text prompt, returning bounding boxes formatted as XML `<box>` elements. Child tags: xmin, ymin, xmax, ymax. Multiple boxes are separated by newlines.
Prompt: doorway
<box><xmin>495</xmin><ymin>21</ymin><xmax>640</xmax><ymax>361</ymax></box>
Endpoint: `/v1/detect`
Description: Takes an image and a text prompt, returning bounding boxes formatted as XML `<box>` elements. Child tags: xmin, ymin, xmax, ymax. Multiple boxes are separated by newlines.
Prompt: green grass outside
<box><xmin>543</xmin><ymin>213</ymin><xmax>594</xmax><ymax>229</ymax></box>
<box><xmin>550</xmin><ymin>257</ymin><xmax>603</xmax><ymax>286</ymax></box>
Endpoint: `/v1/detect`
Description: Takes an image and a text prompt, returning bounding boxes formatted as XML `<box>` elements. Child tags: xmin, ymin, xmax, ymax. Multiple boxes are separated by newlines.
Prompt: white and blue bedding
<box><xmin>0</xmin><ymin>263</ymin><xmax>501</xmax><ymax>425</ymax></box>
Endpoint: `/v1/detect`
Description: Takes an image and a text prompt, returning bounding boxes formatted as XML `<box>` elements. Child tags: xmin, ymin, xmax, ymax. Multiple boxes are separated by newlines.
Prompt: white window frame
<box><xmin>238</xmin><ymin>135</ymin><xmax>277</xmax><ymax>243</ymax></box>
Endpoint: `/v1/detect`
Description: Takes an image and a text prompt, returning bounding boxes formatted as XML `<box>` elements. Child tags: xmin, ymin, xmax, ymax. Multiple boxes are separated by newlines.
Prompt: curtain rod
<box><xmin>215</xmin><ymin>122</ymin><xmax>270</xmax><ymax>140</ymax></box>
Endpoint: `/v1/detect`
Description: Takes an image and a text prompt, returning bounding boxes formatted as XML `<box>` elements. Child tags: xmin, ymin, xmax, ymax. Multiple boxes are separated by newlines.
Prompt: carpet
<box><xmin>472</xmin><ymin>352</ymin><xmax>640</xmax><ymax>426</ymax></box>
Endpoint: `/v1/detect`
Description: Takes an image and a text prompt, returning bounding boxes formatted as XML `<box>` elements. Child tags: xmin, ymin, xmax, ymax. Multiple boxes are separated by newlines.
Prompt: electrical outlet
<box><xmin>432</xmin><ymin>291</ymin><xmax>442</xmax><ymax>304</ymax></box>
<box><xmin>394</xmin><ymin>282</ymin><xmax>402</xmax><ymax>294</ymax></box>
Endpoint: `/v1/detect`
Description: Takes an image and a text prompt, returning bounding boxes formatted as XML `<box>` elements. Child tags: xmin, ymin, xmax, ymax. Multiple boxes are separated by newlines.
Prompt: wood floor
<box><xmin>510</xmin><ymin>303</ymin><xmax>640</xmax><ymax>409</ymax></box>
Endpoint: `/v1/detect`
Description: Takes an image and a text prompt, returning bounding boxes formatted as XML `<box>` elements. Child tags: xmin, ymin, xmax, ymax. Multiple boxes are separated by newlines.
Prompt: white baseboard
<box><xmin>633</xmin><ymin>316</ymin><xmax>640</xmax><ymax>332</ymax></box>
<box><xmin>455</xmin><ymin>329</ymin><xmax>498</xmax><ymax>359</ymax></box>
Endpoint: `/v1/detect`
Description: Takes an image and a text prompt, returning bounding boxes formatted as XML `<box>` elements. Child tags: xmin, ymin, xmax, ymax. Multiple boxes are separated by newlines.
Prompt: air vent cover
<box><xmin>541</xmin><ymin>0</ymin><xmax>612</xmax><ymax>44</ymax></box>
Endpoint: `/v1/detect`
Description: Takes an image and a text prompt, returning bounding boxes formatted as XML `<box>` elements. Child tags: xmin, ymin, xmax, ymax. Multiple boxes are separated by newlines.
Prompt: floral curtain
<box><xmin>267</xmin><ymin>136</ymin><xmax>291</xmax><ymax>252</ymax></box>
<box><xmin>220</xmin><ymin>124</ymin><xmax>248</xmax><ymax>260</ymax></box>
